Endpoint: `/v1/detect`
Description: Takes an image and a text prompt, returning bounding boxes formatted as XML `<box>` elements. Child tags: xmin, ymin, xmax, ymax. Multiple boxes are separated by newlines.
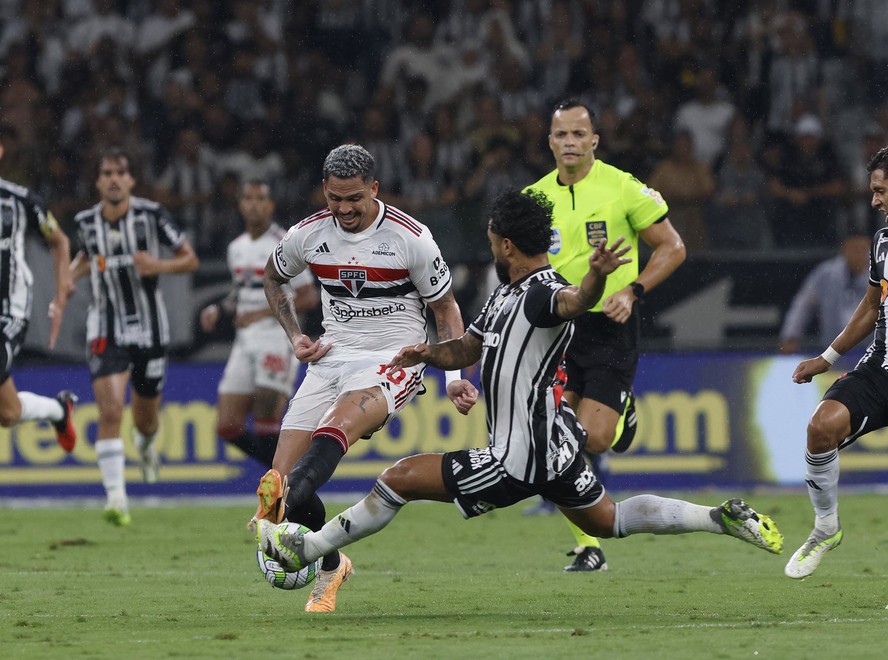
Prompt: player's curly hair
<box><xmin>323</xmin><ymin>144</ymin><xmax>375</xmax><ymax>182</ymax></box>
<box><xmin>487</xmin><ymin>189</ymin><xmax>554</xmax><ymax>256</ymax></box>
<box><xmin>866</xmin><ymin>146</ymin><xmax>888</xmax><ymax>175</ymax></box>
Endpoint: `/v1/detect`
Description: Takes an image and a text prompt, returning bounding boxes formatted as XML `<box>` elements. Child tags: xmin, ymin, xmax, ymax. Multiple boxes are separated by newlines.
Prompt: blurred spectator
<box><xmin>518</xmin><ymin>109</ymin><xmax>553</xmax><ymax>180</ymax></box>
<box><xmin>608</xmin><ymin>106</ymin><xmax>666</xmax><ymax>181</ymax></box>
<box><xmin>154</xmin><ymin>126</ymin><xmax>214</xmax><ymax>251</ymax></box>
<box><xmin>67</xmin><ymin>0</ymin><xmax>136</xmax><ymax>56</ymax></box>
<box><xmin>467</xmin><ymin>92</ymin><xmax>521</xmax><ymax>161</ymax></box>
<box><xmin>464</xmin><ymin>135</ymin><xmax>533</xmax><ymax>212</ymax></box>
<box><xmin>394</xmin><ymin>76</ymin><xmax>432</xmax><ymax>146</ymax></box>
<box><xmin>778</xmin><ymin>232</ymin><xmax>872</xmax><ymax>354</ymax></box>
<box><xmin>213</xmin><ymin>122</ymin><xmax>284</xmax><ymax>189</ymax></box>
<box><xmin>766</xmin><ymin>12</ymin><xmax>823</xmax><ymax>137</ymax></box>
<box><xmin>226</xmin><ymin>0</ymin><xmax>285</xmax><ymax>92</ymax></box>
<box><xmin>674</xmin><ymin>66</ymin><xmax>736</xmax><ymax>168</ymax></box>
<box><xmin>224</xmin><ymin>44</ymin><xmax>268</xmax><ymax>121</ymax></box>
<box><xmin>648</xmin><ymin>130</ymin><xmax>715</xmax><ymax>251</ymax></box>
<box><xmin>429</xmin><ymin>104</ymin><xmax>473</xmax><ymax>189</ymax></box>
<box><xmin>396</xmin><ymin>131</ymin><xmax>458</xmax><ymax>215</ymax></box>
<box><xmin>136</xmin><ymin>0</ymin><xmax>195</xmax><ymax>57</ymax></box>
<box><xmin>533</xmin><ymin>0</ymin><xmax>586</xmax><ymax>103</ymax></box>
<box><xmin>767</xmin><ymin>114</ymin><xmax>847</xmax><ymax>248</ymax></box>
<box><xmin>0</xmin><ymin>124</ymin><xmax>33</xmax><ymax>188</ymax></box>
<box><xmin>708</xmin><ymin>116</ymin><xmax>771</xmax><ymax>250</ymax></box>
<box><xmin>492</xmin><ymin>57</ymin><xmax>543</xmax><ymax>123</ymax></box>
<box><xmin>357</xmin><ymin>104</ymin><xmax>406</xmax><ymax>195</ymax></box>
<box><xmin>206</xmin><ymin>171</ymin><xmax>245</xmax><ymax>257</ymax></box>
<box><xmin>380</xmin><ymin>13</ymin><xmax>483</xmax><ymax>109</ymax></box>
<box><xmin>0</xmin><ymin>44</ymin><xmax>44</xmax><ymax>144</ymax></box>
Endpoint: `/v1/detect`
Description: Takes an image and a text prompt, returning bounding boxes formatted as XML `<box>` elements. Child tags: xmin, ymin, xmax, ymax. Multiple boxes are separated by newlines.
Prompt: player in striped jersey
<box><xmin>69</xmin><ymin>148</ymin><xmax>199</xmax><ymax>525</ymax></box>
<box><xmin>0</xmin><ymin>127</ymin><xmax>77</xmax><ymax>453</ymax></box>
<box><xmin>785</xmin><ymin>145</ymin><xmax>888</xmax><ymax>578</ymax></box>
<box><xmin>250</xmin><ymin>144</ymin><xmax>478</xmax><ymax>612</ymax></box>
<box><xmin>254</xmin><ymin>190</ymin><xmax>783</xmax><ymax>585</ymax></box>
<box><xmin>200</xmin><ymin>180</ymin><xmax>318</xmax><ymax>468</ymax></box>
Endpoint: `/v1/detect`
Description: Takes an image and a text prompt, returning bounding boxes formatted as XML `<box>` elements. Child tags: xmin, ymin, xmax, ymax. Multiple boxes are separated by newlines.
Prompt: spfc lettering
<box><xmin>339</xmin><ymin>268</ymin><xmax>367</xmax><ymax>296</ymax></box>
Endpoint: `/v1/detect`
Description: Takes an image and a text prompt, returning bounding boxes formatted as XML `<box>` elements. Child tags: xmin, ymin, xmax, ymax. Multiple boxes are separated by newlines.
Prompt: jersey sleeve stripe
<box><xmin>297</xmin><ymin>209</ymin><xmax>333</xmax><ymax>228</ymax></box>
<box><xmin>385</xmin><ymin>205</ymin><xmax>424</xmax><ymax>232</ymax></box>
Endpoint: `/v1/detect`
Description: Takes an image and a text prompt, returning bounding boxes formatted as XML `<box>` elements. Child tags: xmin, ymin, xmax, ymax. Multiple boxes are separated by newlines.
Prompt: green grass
<box><xmin>1</xmin><ymin>492</ymin><xmax>886</xmax><ymax>659</ymax></box>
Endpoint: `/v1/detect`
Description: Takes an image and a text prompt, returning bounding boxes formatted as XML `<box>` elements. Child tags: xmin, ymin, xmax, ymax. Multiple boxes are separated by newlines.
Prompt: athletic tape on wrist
<box><xmin>445</xmin><ymin>370</ymin><xmax>461</xmax><ymax>385</ymax></box>
<box><xmin>820</xmin><ymin>346</ymin><xmax>841</xmax><ymax>365</ymax></box>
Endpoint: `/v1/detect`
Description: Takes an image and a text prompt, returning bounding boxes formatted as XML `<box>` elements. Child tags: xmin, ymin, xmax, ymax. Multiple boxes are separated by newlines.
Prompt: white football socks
<box><xmin>96</xmin><ymin>438</ymin><xmax>127</xmax><ymax>510</ymax></box>
<box><xmin>613</xmin><ymin>494</ymin><xmax>723</xmax><ymax>537</ymax></box>
<box><xmin>16</xmin><ymin>392</ymin><xmax>63</xmax><ymax>423</ymax></box>
<box><xmin>804</xmin><ymin>449</ymin><xmax>840</xmax><ymax>534</ymax></box>
<box><xmin>301</xmin><ymin>480</ymin><xmax>406</xmax><ymax>562</ymax></box>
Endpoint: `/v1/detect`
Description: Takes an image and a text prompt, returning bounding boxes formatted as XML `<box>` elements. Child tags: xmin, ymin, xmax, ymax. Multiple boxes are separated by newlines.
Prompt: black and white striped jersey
<box><xmin>74</xmin><ymin>197</ymin><xmax>187</xmax><ymax>348</ymax></box>
<box><xmin>467</xmin><ymin>266</ymin><xmax>584</xmax><ymax>484</ymax></box>
<box><xmin>0</xmin><ymin>177</ymin><xmax>59</xmax><ymax>320</ymax></box>
<box><xmin>859</xmin><ymin>226</ymin><xmax>888</xmax><ymax>370</ymax></box>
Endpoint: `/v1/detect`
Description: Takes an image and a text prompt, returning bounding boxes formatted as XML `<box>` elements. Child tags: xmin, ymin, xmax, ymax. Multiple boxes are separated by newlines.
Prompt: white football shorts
<box><xmin>218</xmin><ymin>329</ymin><xmax>298</xmax><ymax>396</ymax></box>
<box><xmin>281</xmin><ymin>357</ymin><xmax>425</xmax><ymax>432</ymax></box>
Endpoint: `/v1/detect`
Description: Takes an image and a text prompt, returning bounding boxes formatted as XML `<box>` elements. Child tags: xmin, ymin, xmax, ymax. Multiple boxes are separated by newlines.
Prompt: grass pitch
<box><xmin>2</xmin><ymin>492</ymin><xmax>886</xmax><ymax>659</ymax></box>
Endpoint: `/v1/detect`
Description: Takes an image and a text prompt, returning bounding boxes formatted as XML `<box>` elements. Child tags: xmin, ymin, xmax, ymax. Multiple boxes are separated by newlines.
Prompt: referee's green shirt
<box><xmin>524</xmin><ymin>160</ymin><xmax>669</xmax><ymax>312</ymax></box>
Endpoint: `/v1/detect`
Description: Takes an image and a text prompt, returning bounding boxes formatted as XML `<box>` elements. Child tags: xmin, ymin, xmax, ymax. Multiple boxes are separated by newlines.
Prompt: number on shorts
<box><xmin>377</xmin><ymin>363</ymin><xmax>406</xmax><ymax>385</ymax></box>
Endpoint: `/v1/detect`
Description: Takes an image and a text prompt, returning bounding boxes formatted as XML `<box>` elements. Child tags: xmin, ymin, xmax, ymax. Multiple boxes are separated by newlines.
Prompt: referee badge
<box><xmin>586</xmin><ymin>221</ymin><xmax>607</xmax><ymax>246</ymax></box>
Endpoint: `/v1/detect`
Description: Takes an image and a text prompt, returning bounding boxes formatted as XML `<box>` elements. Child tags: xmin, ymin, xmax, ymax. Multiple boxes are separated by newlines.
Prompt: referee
<box><xmin>524</xmin><ymin>100</ymin><xmax>686</xmax><ymax>572</ymax></box>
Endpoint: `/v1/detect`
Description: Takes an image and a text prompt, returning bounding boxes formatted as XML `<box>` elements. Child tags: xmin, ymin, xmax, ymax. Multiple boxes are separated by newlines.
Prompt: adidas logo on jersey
<box><xmin>451</xmin><ymin>459</ymin><xmax>463</xmax><ymax>475</ymax></box>
<box><xmin>314</xmin><ymin>242</ymin><xmax>331</xmax><ymax>254</ymax></box>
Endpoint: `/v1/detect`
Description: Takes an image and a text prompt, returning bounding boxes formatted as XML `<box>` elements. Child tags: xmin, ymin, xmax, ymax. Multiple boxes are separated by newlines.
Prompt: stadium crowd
<box><xmin>1</xmin><ymin>0</ymin><xmax>887</xmax><ymax>313</ymax></box>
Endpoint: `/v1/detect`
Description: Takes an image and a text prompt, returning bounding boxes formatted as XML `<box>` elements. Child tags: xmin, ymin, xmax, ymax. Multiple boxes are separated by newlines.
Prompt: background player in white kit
<box><xmin>251</xmin><ymin>144</ymin><xmax>478</xmax><ymax>612</ymax></box>
<box><xmin>200</xmin><ymin>180</ymin><xmax>319</xmax><ymax>468</ymax></box>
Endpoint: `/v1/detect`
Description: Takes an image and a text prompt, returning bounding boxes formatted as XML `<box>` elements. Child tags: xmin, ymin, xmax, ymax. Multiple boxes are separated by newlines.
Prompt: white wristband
<box><xmin>444</xmin><ymin>370</ymin><xmax>462</xmax><ymax>385</ymax></box>
<box><xmin>820</xmin><ymin>346</ymin><xmax>841</xmax><ymax>365</ymax></box>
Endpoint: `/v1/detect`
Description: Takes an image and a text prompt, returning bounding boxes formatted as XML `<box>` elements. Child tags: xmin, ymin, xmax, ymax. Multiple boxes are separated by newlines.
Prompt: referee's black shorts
<box><xmin>563</xmin><ymin>310</ymin><xmax>639</xmax><ymax>413</ymax></box>
<box><xmin>823</xmin><ymin>360</ymin><xmax>888</xmax><ymax>450</ymax></box>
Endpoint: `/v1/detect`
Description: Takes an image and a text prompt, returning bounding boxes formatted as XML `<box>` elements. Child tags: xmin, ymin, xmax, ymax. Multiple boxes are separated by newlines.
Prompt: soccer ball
<box><xmin>255</xmin><ymin>523</ymin><xmax>319</xmax><ymax>590</ymax></box>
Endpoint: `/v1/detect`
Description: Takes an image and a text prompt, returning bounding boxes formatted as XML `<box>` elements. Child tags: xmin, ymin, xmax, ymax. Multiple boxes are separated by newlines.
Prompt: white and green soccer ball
<box><xmin>255</xmin><ymin>523</ymin><xmax>319</xmax><ymax>590</ymax></box>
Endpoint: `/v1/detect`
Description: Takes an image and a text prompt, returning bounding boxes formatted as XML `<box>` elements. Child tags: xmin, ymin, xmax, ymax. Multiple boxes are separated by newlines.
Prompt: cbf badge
<box><xmin>549</xmin><ymin>227</ymin><xmax>562</xmax><ymax>255</ymax></box>
<box><xmin>586</xmin><ymin>221</ymin><xmax>607</xmax><ymax>246</ymax></box>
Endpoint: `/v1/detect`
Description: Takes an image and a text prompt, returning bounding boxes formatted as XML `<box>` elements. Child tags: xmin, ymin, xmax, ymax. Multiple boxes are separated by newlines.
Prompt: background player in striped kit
<box><xmin>0</xmin><ymin>125</ymin><xmax>77</xmax><ymax>453</ymax></box>
<box><xmin>251</xmin><ymin>144</ymin><xmax>478</xmax><ymax>612</ymax></box>
<box><xmin>200</xmin><ymin>180</ymin><xmax>319</xmax><ymax>468</ymax></box>
<box><xmin>253</xmin><ymin>189</ymin><xmax>782</xmax><ymax>591</ymax></box>
<box><xmin>70</xmin><ymin>148</ymin><xmax>199</xmax><ymax>525</ymax></box>
<box><xmin>785</xmin><ymin>145</ymin><xmax>888</xmax><ymax>578</ymax></box>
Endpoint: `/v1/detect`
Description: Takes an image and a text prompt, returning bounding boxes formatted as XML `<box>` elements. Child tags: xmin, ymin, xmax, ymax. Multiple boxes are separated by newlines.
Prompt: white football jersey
<box><xmin>227</xmin><ymin>223</ymin><xmax>314</xmax><ymax>336</ymax></box>
<box><xmin>272</xmin><ymin>200</ymin><xmax>451</xmax><ymax>361</ymax></box>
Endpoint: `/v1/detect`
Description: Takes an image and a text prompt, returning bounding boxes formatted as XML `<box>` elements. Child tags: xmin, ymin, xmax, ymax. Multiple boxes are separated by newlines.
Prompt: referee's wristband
<box><xmin>445</xmin><ymin>370</ymin><xmax>462</xmax><ymax>385</ymax></box>
<box><xmin>820</xmin><ymin>346</ymin><xmax>842</xmax><ymax>365</ymax></box>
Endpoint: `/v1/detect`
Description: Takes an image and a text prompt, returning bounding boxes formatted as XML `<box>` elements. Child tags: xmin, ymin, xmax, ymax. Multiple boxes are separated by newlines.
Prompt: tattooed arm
<box><xmin>389</xmin><ymin>333</ymin><xmax>483</xmax><ymax>371</ymax></box>
<box><xmin>426</xmin><ymin>289</ymin><xmax>464</xmax><ymax>343</ymax></box>
<box><xmin>264</xmin><ymin>254</ymin><xmax>331</xmax><ymax>363</ymax></box>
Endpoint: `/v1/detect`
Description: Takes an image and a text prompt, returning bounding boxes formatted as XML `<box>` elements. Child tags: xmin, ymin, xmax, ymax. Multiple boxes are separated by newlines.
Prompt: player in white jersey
<box><xmin>253</xmin><ymin>190</ymin><xmax>783</xmax><ymax>593</ymax></box>
<box><xmin>250</xmin><ymin>144</ymin><xmax>478</xmax><ymax>613</ymax></box>
<box><xmin>200</xmin><ymin>181</ymin><xmax>318</xmax><ymax>468</ymax></box>
<box><xmin>0</xmin><ymin>126</ymin><xmax>77</xmax><ymax>455</ymax></box>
